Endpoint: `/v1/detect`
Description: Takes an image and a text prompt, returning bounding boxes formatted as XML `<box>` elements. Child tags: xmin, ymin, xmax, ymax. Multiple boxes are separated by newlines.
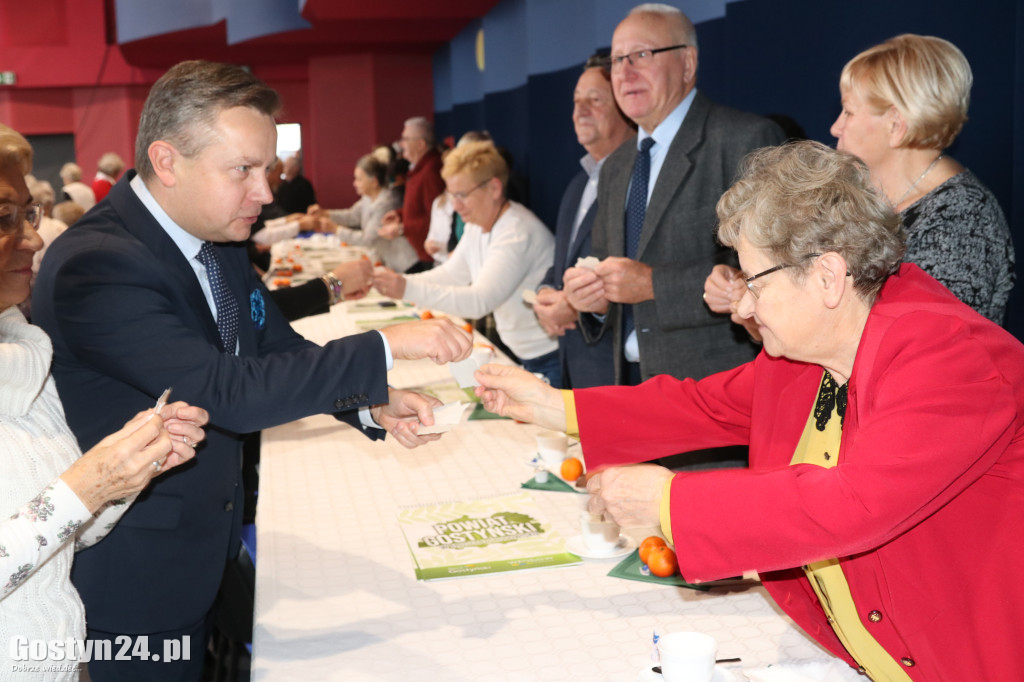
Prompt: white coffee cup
<box><xmin>536</xmin><ymin>430</ymin><xmax>567</xmax><ymax>468</ymax></box>
<box><xmin>657</xmin><ymin>631</ymin><xmax>717</xmax><ymax>682</ymax></box>
<box><xmin>579</xmin><ymin>511</ymin><xmax>620</xmax><ymax>552</ymax></box>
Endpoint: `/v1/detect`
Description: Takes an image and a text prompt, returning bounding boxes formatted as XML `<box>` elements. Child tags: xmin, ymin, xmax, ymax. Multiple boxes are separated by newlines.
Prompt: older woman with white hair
<box><xmin>707</xmin><ymin>34</ymin><xmax>1013</xmax><ymax>326</ymax></box>
<box><xmin>58</xmin><ymin>162</ymin><xmax>95</xmax><ymax>210</ymax></box>
<box><xmin>0</xmin><ymin>123</ymin><xmax>208</xmax><ymax>680</ymax></box>
<box><xmin>476</xmin><ymin>141</ymin><xmax>1024</xmax><ymax>682</ymax></box>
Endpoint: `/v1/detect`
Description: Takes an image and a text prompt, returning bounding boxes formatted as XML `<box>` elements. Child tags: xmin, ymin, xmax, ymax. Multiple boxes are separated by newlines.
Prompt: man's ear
<box><xmin>148</xmin><ymin>141</ymin><xmax>180</xmax><ymax>188</ymax></box>
<box><xmin>817</xmin><ymin>252</ymin><xmax>850</xmax><ymax>309</ymax></box>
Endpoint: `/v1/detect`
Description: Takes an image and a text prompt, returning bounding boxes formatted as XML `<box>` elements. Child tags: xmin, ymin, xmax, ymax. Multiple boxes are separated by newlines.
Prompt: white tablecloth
<box><xmin>251</xmin><ymin>305</ymin><xmax>860</xmax><ymax>682</ymax></box>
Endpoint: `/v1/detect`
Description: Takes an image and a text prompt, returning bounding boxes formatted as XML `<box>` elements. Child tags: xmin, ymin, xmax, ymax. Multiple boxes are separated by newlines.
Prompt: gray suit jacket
<box><xmin>581</xmin><ymin>91</ymin><xmax>785</xmax><ymax>383</ymax></box>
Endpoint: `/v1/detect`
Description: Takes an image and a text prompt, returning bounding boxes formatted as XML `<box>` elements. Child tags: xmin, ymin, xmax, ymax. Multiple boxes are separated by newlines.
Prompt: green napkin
<box><xmin>468</xmin><ymin>403</ymin><xmax>507</xmax><ymax>420</ymax></box>
<box><xmin>607</xmin><ymin>550</ymin><xmax>711</xmax><ymax>590</ymax></box>
<box><xmin>521</xmin><ymin>474</ymin><xmax>587</xmax><ymax>493</ymax></box>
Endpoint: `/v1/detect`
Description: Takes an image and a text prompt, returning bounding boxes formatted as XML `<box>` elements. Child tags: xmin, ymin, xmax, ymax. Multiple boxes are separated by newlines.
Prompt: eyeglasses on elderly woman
<box><xmin>0</xmin><ymin>201</ymin><xmax>43</xmax><ymax>235</ymax></box>
<box><xmin>743</xmin><ymin>253</ymin><xmax>822</xmax><ymax>299</ymax></box>
<box><xmin>743</xmin><ymin>253</ymin><xmax>853</xmax><ymax>299</ymax></box>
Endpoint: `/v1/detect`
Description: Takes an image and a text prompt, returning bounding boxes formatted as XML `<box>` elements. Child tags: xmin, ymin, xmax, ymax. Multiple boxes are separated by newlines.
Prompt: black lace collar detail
<box><xmin>814</xmin><ymin>370</ymin><xmax>848</xmax><ymax>431</ymax></box>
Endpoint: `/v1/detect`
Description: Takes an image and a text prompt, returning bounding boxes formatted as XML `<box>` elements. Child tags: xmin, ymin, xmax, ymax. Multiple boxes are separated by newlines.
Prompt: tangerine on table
<box><xmin>462</xmin><ymin>322</ymin><xmax>473</xmax><ymax>333</ymax></box>
<box><xmin>646</xmin><ymin>545</ymin><xmax>678</xmax><ymax>578</ymax></box>
<box><xmin>638</xmin><ymin>536</ymin><xmax>667</xmax><ymax>564</ymax></box>
<box><xmin>420</xmin><ymin>310</ymin><xmax>434</xmax><ymax>320</ymax></box>
<box><xmin>560</xmin><ymin>457</ymin><xmax>583</xmax><ymax>482</ymax></box>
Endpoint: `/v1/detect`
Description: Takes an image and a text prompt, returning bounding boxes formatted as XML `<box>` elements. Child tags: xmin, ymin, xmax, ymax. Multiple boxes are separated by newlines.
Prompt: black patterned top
<box><xmin>901</xmin><ymin>170</ymin><xmax>1015</xmax><ymax>324</ymax></box>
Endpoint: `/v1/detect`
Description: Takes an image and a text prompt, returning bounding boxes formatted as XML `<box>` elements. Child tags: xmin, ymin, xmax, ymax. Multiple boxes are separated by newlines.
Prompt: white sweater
<box><xmin>0</xmin><ymin>307</ymin><xmax>129</xmax><ymax>679</ymax></box>
<box><xmin>403</xmin><ymin>201</ymin><xmax>557</xmax><ymax>361</ymax></box>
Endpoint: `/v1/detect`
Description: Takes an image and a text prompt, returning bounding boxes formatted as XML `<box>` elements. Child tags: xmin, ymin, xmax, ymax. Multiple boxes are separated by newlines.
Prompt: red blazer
<box><xmin>401</xmin><ymin>149</ymin><xmax>445</xmax><ymax>262</ymax></box>
<box><xmin>577</xmin><ymin>265</ymin><xmax>1024</xmax><ymax>681</ymax></box>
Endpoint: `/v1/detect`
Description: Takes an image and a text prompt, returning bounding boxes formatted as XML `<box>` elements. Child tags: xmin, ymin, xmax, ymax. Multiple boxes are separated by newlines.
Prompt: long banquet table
<box><xmin>251</xmin><ymin>295</ymin><xmax>858</xmax><ymax>682</ymax></box>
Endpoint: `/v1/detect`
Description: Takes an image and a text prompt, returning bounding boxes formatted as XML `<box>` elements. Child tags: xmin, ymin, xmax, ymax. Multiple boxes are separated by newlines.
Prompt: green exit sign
<box><xmin>0</xmin><ymin>72</ymin><xmax>16</xmax><ymax>85</ymax></box>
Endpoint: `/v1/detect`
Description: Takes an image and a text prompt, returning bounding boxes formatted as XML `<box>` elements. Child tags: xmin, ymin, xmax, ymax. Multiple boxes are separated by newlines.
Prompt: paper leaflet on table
<box><xmin>396</xmin><ymin>491</ymin><xmax>581</xmax><ymax>580</ymax></box>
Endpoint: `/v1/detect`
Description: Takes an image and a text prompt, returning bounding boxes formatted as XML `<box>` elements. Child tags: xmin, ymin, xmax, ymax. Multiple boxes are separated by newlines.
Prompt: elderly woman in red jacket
<box><xmin>475</xmin><ymin>141</ymin><xmax>1024</xmax><ymax>682</ymax></box>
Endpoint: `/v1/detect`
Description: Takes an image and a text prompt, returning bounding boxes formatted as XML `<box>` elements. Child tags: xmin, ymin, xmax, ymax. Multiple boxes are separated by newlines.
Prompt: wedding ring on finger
<box><xmin>152</xmin><ymin>460</ymin><xmax>161</xmax><ymax>472</ymax></box>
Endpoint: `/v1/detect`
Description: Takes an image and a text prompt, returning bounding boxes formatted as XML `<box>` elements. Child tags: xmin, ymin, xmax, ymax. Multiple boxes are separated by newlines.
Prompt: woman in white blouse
<box><xmin>309</xmin><ymin>154</ymin><xmax>419</xmax><ymax>273</ymax></box>
<box><xmin>0</xmin><ymin>123</ymin><xmax>208</xmax><ymax>680</ymax></box>
<box><xmin>373</xmin><ymin>141</ymin><xmax>560</xmax><ymax>386</ymax></box>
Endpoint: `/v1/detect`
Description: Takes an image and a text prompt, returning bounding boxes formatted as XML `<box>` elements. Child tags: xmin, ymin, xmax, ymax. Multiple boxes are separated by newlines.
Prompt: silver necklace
<box><xmin>894</xmin><ymin>154</ymin><xmax>943</xmax><ymax>209</ymax></box>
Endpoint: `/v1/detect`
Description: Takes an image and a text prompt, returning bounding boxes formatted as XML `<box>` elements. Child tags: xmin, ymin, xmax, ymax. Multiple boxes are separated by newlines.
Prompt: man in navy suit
<box><xmin>534</xmin><ymin>55</ymin><xmax>635</xmax><ymax>389</ymax></box>
<box><xmin>32</xmin><ymin>61</ymin><xmax>471</xmax><ymax>681</ymax></box>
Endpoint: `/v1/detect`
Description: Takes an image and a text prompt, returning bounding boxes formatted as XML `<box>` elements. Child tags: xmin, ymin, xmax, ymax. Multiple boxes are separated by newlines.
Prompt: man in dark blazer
<box><xmin>31</xmin><ymin>61</ymin><xmax>471</xmax><ymax>682</ymax></box>
<box><xmin>534</xmin><ymin>57</ymin><xmax>634</xmax><ymax>388</ymax></box>
<box><xmin>565</xmin><ymin>5</ymin><xmax>785</xmax><ymax>386</ymax></box>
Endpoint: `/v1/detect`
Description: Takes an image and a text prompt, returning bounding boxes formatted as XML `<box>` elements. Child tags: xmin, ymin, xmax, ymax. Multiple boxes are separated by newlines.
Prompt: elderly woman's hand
<box><xmin>586</xmin><ymin>464</ymin><xmax>674</xmax><ymax>528</ymax></box>
<box><xmin>473</xmin><ymin>364</ymin><xmax>566</xmax><ymax>432</ymax></box>
<box><xmin>60</xmin><ymin>406</ymin><xmax>203</xmax><ymax>514</ymax></box>
<box><xmin>159</xmin><ymin>401</ymin><xmax>209</xmax><ymax>471</ymax></box>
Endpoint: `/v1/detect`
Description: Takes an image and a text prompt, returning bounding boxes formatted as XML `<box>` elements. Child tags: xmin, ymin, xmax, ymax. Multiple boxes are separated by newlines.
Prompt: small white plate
<box><xmin>565</xmin><ymin>534</ymin><xmax>636</xmax><ymax>559</ymax></box>
<box><xmin>636</xmin><ymin>664</ymin><xmax>740</xmax><ymax>682</ymax></box>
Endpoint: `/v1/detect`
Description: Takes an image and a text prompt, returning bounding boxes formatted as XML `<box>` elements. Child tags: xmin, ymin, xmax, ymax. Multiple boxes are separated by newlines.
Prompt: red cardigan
<box><xmin>400</xmin><ymin>149</ymin><xmax>446</xmax><ymax>262</ymax></box>
<box><xmin>577</xmin><ymin>264</ymin><xmax>1024</xmax><ymax>682</ymax></box>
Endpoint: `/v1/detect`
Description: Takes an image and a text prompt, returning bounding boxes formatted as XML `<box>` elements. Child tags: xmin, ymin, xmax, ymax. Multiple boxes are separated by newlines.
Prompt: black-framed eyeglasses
<box><xmin>609</xmin><ymin>44</ymin><xmax>688</xmax><ymax>70</ymax></box>
<box><xmin>446</xmin><ymin>178</ymin><xmax>491</xmax><ymax>202</ymax></box>
<box><xmin>744</xmin><ymin>253</ymin><xmax>822</xmax><ymax>299</ymax></box>
<box><xmin>0</xmin><ymin>202</ymin><xmax>43</xmax><ymax>236</ymax></box>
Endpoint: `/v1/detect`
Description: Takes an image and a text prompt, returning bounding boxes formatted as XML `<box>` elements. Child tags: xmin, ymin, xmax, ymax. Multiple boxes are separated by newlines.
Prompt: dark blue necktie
<box><xmin>623</xmin><ymin>137</ymin><xmax>655</xmax><ymax>338</ymax></box>
<box><xmin>196</xmin><ymin>241</ymin><xmax>239</xmax><ymax>354</ymax></box>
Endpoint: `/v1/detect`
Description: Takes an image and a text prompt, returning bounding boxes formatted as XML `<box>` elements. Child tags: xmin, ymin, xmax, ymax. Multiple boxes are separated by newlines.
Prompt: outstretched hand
<box><xmin>381</xmin><ymin>318</ymin><xmax>473</xmax><ymax>364</ymax></box>
<box><xmin>473</xmin><ymin>364</ymin><xmax>565</xmax><ymax>432</ymax></box>
<box><xmin>371</xmin><ymin>389</ymin><xmax>445</xmax><ymax>449</ymax></box>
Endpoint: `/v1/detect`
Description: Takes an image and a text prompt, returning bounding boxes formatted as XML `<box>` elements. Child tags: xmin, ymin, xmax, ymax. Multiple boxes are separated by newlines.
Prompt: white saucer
<box><xmin>565</xmin><ymin>534</ymin><xmax>636</xmax><ymax>559</ymax></box>
<box><xmin>636</xmin><ymin>664</ymin><xmax>739</xmax><ymax>682</ymax></box>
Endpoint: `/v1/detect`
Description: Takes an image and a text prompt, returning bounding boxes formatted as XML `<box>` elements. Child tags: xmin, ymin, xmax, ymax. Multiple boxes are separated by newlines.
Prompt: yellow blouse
<box><xmin>791</xmin><ymin>372</ymin><xmax>911</xmax><ymax>682</ymax></box>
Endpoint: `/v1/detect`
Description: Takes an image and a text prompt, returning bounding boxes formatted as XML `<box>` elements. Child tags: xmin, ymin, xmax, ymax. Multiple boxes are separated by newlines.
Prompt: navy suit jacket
<box><xmin>32</xmin><ymin>172</ymin><xmax>389</xmax><ymax>633</ymax></box>
<box><xmin>540</xmin><ymin>169</ymin><xmax>614</xmax><ymax>388</ymax></box>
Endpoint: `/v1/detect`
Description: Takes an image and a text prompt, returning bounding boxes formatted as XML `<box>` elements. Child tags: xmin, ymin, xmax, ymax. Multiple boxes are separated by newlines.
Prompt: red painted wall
<box><xmin>306</xmin><ymin>53</ymin><xmax>433</xmax><ymax>209</ymax></box>
<box><xmin>0</xmin><ymin>1</ymin><xmax>434</xmax><ymax>210</ymax></box>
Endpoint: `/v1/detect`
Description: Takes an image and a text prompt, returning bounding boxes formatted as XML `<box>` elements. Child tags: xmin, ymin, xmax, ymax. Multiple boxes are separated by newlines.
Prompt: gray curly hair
<box><xmin>717</xmin><ymin>141</ymin><xmax>905</xmax><ymax>302</ymax></box>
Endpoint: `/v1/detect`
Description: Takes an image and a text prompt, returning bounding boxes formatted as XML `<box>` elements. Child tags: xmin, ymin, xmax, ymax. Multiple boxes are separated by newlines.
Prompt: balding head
<box><xmin>611</xmin><ymin>4</ymin><xmax>699</xmax><ymax>132</ymax></box>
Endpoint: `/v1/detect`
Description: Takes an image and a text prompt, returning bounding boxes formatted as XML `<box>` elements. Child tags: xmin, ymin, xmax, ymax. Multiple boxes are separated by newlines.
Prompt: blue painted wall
<box><xmin>432</xmin><ymin>0</ymin><xmax>1023</xmax><ymax>338</ymax></box>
